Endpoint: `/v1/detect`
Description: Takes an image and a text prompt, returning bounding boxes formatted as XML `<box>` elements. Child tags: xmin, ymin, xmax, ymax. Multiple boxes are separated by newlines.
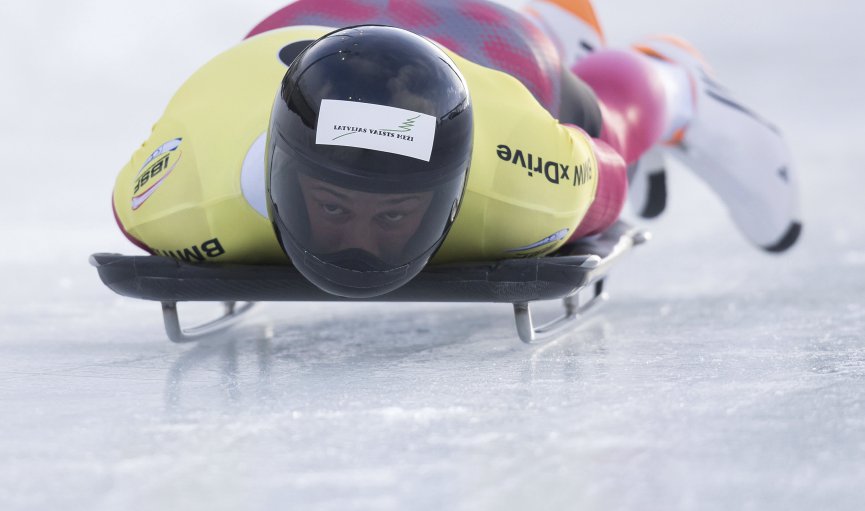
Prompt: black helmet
<box><xmin>266</xmin><ymin>25</ymin><xmax>473</xmax><ymax>298</ymax></box>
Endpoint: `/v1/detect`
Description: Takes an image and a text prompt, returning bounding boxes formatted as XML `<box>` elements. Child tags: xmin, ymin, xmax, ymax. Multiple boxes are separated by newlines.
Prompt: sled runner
<box><xmin>90</xmin><ymin>222</ymin><xmax>648</xmax><ymax>344</ymax></box>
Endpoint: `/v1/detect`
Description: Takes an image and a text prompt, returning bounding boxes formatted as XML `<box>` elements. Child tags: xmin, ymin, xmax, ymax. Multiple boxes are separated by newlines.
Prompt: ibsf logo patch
<box><xmin>131</xmin><ymin>138</ymin><xmax>183</xmax><ymax>210</ymax></box>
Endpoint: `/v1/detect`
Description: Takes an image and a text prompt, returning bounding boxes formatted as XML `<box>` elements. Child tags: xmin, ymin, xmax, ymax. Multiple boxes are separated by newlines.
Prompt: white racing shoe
<box><xmin>634</xmin><ymin>36</ymin><xmax>802</xmax><ymax>252</ymax></box>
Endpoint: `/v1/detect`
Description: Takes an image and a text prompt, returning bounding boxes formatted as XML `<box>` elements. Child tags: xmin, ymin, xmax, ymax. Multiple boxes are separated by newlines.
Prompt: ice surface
<box><xmin>1</xmin><ymin>1</ymin><xmax>865</xmax><ymax>510</ymax></box>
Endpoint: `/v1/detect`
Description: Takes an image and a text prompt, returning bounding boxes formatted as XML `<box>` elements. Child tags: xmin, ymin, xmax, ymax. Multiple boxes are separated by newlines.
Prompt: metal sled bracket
<box><xmin>161</xmin><ymin>301</ymin><xmax>255</xmax><ymax>343</ymax></box>
<box><xmin>511</xmin><ymin>228</ymin><xmax>648</xmax><ymax>344</ymax></box>
<box><xmin>513</xmin><ymin>278</ymin><xmax>608</xmax><ymax>344</ymax></box>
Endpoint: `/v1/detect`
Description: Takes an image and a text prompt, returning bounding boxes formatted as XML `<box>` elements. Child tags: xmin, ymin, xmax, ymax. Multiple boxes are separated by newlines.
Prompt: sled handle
<box><xmin>513</xmin><ymin>279</ymin><xmax>608</xmax><ymax>344</ymax></box>
<box><xmin>161</xmin><ymin>301</ymin><xmax>255</xmax><ymax>343</ymax></box>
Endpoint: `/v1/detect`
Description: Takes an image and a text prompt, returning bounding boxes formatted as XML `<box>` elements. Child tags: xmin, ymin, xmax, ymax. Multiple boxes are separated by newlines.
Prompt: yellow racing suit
<box><xmin>113</xmin><ymin>26</ymin><xmax>599</xmax><ymax>265</ymax></box>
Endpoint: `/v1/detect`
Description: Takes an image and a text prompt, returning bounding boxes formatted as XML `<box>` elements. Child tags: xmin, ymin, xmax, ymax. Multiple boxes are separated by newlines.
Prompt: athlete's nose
<box><xmin>337</xmin><ymin>220</ymin><xmax>380</xmax><ymax>258</ymax></box>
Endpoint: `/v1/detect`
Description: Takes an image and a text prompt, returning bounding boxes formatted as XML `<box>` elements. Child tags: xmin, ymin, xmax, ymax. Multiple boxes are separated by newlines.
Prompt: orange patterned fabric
<box><xmin>635</xmin><ymin>35</ymin><xmax>711</xmax><ymax>71</ymax></box>
<box><xmin>653</xmin><ymin>35</ymin><xmax>708</xmax><ymax>65</ymax></box>
<box><xmin>541</xmin><ymin>0</ymin><xmax>604</xmax><ymax>40</ymax></box>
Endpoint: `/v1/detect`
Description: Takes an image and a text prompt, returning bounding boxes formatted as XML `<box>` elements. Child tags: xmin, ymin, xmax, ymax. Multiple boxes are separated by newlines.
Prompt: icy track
<box><xmin>1</xmin><ymin>1</ymin><xmax>864</xmax><ymax>510</ymax></box>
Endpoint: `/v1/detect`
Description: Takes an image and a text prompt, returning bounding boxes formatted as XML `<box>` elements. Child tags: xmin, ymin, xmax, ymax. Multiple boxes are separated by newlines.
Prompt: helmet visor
<box><xmin>269</xmin><ymin>142</ymin><xmax>465</xmax><ymax>291</ymax></box>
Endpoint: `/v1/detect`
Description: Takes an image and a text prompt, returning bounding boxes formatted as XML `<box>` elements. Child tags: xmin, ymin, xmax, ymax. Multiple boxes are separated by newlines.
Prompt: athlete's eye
<box><xmin>379</xmin><ymin>211</ymin><xmax>406</xmax><ymax>223</ymax></box>
<box><xmin>321</xmin><ymin>203</ymin><xmax>347</xmax><ymax>216</ymax></box>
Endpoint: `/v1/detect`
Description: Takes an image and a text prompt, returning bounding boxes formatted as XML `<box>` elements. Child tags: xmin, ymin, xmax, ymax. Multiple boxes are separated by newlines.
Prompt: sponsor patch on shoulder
<box><xmin>315</xmin><ymin>100</ymin><xmax>436</xmax><ymax>161</ymax></box>
<box><xmin>131</xmin><ymin>138</ymin><xmax>183</xmax><ymax>210</ymax></box>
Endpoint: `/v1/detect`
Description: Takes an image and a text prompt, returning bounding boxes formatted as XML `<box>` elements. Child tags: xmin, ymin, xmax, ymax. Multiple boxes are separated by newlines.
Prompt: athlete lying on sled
<box><xmin>96</xmin><ymin>0</ymin><xmax>801</xmax><ymax>343</ymax></box>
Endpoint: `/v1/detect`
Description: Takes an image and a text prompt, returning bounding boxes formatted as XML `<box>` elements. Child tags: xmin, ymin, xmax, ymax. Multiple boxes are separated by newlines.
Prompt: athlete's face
<box><xmin>297</xmin><ymin>173</ymin><xmax>433</xmax><ymax>262</ymax></box>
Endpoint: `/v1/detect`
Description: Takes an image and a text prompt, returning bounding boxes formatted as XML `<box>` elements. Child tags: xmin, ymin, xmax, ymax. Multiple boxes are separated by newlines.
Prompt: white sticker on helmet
<box><xmin>315</xmin><ymin>99</ymin><xmax>437</xmax><ymax>162</ymax></box>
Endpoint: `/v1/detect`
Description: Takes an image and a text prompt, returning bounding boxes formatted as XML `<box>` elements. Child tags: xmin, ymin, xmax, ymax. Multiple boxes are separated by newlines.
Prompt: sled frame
<box><xmin>91</xmin><ymin>222</ymin><xmax>648</xmax><ymax>345</ymax></box>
